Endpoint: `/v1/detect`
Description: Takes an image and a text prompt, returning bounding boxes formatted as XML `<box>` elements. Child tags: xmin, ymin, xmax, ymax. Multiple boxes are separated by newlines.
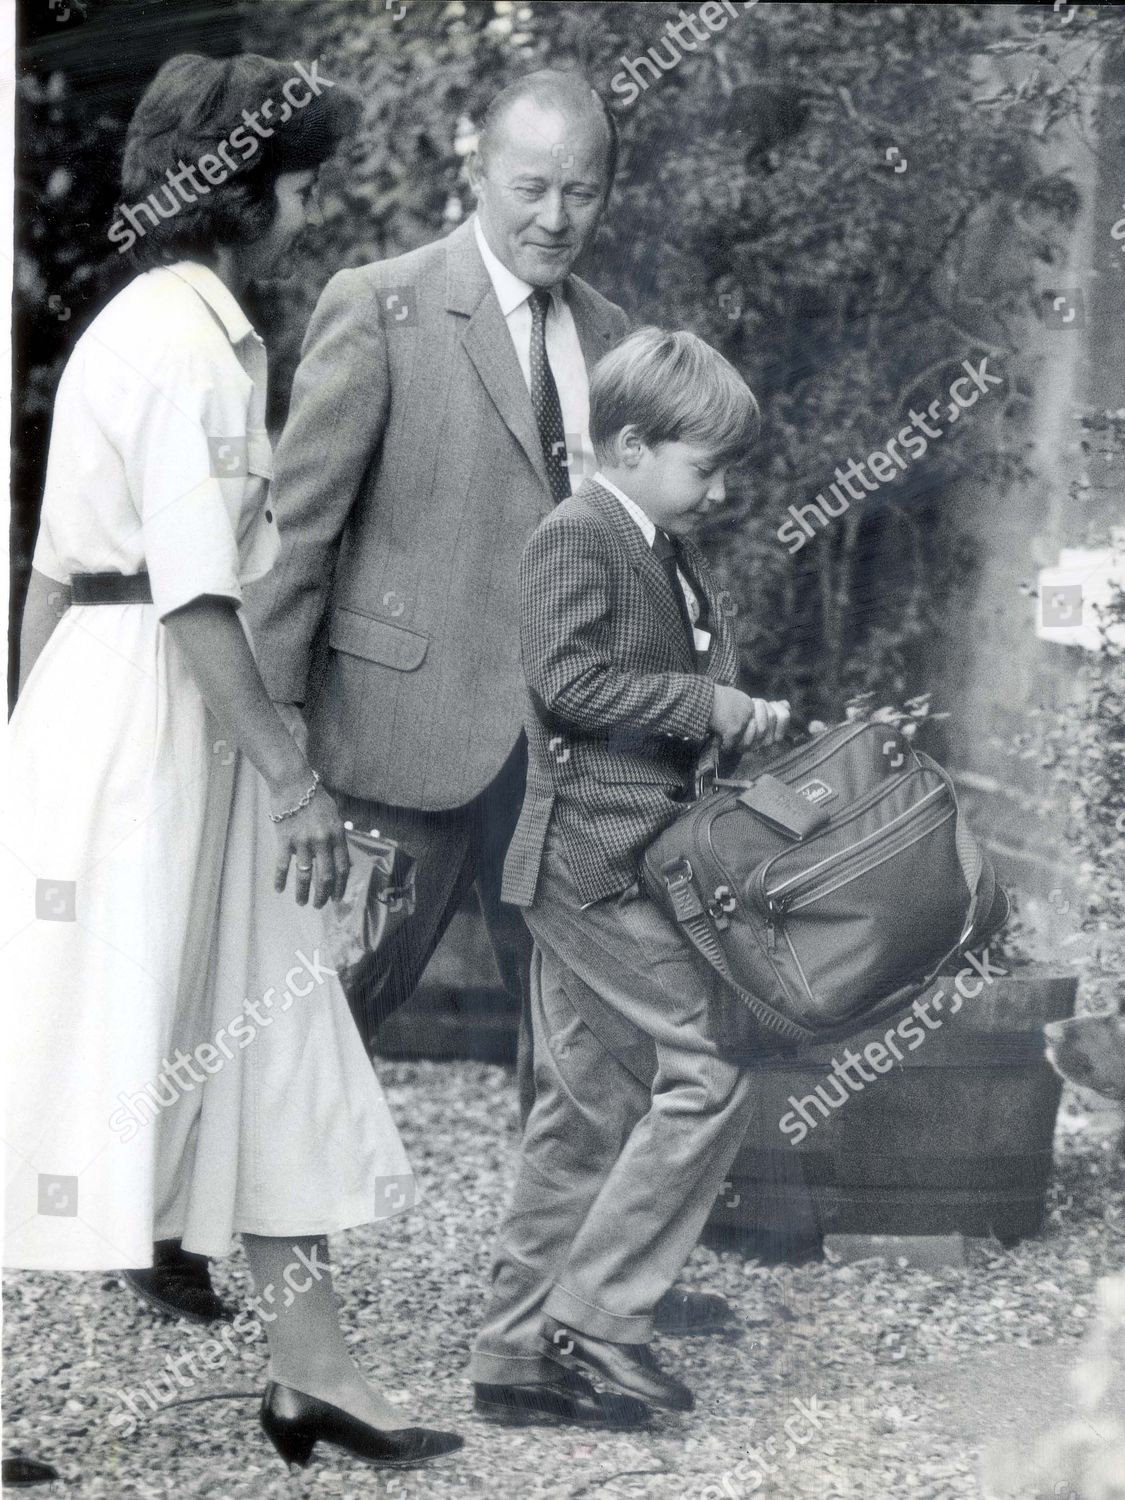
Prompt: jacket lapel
<box><xmin>581</xmin><ymin>482</ymin><xmax>697</xmax><ymax>670</ymax></box>
<box><xmin>567</xmin><ymin>276</ymin><xmax>622</xmax><ymax>378</ymax></box>
<box><xmin>447</xmin><ymin>222</ymin><xmax>549</xmax><ymax>491</ymax></box>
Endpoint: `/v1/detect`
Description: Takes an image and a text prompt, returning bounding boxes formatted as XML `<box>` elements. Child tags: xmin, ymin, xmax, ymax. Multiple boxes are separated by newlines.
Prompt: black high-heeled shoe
<box><xmin>260</xmin><ymin>1381</ymin><xmax>464</xmax><ymax>1471</ymax></box>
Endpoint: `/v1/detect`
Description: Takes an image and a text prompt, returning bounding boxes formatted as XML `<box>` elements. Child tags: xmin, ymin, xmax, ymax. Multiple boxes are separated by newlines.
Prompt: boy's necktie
<box><xmin>529</xmin><ymin>288</ymin><xmax>572</xmax><ymax>505</ymax></box>
<box><xmin>653</xmin><ymin>528</ymin><xmax>698</xmax><ymax>653</ymax></box>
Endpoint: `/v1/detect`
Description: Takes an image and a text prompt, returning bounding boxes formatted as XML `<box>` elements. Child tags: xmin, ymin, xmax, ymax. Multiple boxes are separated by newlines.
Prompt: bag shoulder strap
<box><xmin>661</xmin><ymin>859</ymin><xmax>812</xmax><ymax>1045</ymax></box>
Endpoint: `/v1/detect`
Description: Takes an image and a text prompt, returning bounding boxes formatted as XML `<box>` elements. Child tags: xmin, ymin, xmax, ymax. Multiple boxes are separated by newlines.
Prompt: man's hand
<box><xmin>710</xmin><ymin>685</ymin><xmax>757</xmax><ymax>751</ymax></box>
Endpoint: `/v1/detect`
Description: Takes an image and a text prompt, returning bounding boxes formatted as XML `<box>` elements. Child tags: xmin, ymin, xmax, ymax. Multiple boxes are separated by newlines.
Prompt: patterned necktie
<box><xmin>529</xmin><ymin>288</ymin><xmax>572</xmax><ymax>505</ymax></box>
<box><xmin>652</xmin><ymin>528</ymin><xmax>697</xmax><ymax>651</ymax></box>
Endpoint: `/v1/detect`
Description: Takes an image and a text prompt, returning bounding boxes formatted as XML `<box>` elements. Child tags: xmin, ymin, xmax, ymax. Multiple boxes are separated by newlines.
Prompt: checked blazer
<box><xmin>502</xmin><ymin>478</ymin><xmax>740</xmax><ymax>909</ymax></box>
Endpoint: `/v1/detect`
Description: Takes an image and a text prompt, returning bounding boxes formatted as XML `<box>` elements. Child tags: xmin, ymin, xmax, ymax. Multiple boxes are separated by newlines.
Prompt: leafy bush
<box><xmin>242</xmin><ymin>0</ymin><xmax>1114</xmax><ymax>720</ymax></box>
<box><xmin>14</xmin><ymin>1</ymin><xmax>1119</xmax><ymax>728</ymax></box>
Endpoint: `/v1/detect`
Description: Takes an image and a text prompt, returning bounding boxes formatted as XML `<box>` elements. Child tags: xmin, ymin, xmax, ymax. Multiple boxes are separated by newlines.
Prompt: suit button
<box><xmin>265</xmin><ymin>509</ymin><xmax>274</xmax><ymax>522</ymax></box>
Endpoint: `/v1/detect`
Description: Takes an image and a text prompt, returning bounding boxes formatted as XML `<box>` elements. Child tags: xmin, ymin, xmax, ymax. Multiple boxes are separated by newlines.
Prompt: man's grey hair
<box><xmin>477</xmin><ymin>69</ymin><xmax>618</xmax><ymax>190</ymax></box>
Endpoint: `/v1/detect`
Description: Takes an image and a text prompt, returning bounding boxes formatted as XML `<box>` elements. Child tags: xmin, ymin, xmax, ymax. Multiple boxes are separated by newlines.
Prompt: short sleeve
<box><xmin>117</xmin><ymin>349</ymin><xmax>246</xmax><ymax>620</ymax></box>
<box><xmin>30</xmin><ymin>511</ymin><xmax>69</xmax><ymax>585</ymax></box>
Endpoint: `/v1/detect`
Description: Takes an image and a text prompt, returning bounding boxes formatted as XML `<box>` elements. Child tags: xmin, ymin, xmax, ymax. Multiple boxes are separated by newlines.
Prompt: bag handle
<box><xmin>693</xmin><ymin>737</ymin><xmax>722</xmax><ymax>798</ymax></box>
<box><xmin>692</xmin><ymin>715</ymin><xmax>812</xmax><ymax>799</ymax></box>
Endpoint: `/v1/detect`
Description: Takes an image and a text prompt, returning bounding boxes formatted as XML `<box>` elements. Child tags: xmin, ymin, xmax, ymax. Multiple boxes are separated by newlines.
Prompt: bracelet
<box><xmin>269</xmin><ymin>769</ymin><xmax>321</xmax><ymax>823</ymax></box>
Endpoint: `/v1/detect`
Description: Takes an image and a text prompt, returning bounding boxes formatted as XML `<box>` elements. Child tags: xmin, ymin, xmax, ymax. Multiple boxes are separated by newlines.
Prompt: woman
<box><xmin>3</xmin><ymin>53</ymin><xmax>462</xmax><ymax>1473</ymax></box>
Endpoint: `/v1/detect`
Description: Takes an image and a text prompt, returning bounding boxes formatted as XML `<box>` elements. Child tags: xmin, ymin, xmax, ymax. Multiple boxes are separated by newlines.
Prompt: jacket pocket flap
<box><xmin>329</xmin><ymin>608</ymin><xmax>429</xmax><ymax>671</ymax></box>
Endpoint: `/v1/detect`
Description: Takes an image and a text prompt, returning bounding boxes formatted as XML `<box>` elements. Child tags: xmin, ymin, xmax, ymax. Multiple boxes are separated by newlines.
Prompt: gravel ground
<box><xmin>4</xmin><ymin>1059</ymin><xmax>1124</xmax><ymax>1500</ymax></box>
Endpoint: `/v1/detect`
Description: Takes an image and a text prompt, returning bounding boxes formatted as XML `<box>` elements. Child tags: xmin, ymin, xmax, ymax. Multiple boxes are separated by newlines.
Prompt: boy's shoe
<box><xmin>540</xmin><ymin>1318</ymin><xmax>694</xmax><ymax>1412</ymax></box>
<box><xmin>653</xmin><ymin>1287</ymin><xmax>737</xmax><ymax>1336</ymax></box>
<box><xmin>473</xmin><ymin>1366</ymin><xmax>651</xmax><ymax>1430</ymax></box>
<box><xmin>121</xmin><ymin>1238</ymin><xmax>233</xmax><ymax>1324</ymax></box>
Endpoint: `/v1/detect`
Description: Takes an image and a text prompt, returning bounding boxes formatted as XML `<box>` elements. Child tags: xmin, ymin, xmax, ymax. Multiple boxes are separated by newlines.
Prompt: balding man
<box><xmin>252</xmin><ymin>72</ymin><xmax>621</xmax><ymax>1075</ymax></box>
<box><xmin>247</xmin><ymin>71</ymin><xmax>735</xmax><ymax>1423</ymax></box>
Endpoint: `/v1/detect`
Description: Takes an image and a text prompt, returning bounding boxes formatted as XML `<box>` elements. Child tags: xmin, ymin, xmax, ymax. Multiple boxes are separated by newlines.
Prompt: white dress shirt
<box><xmin>473</xmin><ymin>214</ymin><xmax>597</xmax><ymax>489</ymax></box>
<box><xmin>592</xmin><ymin>470</ymin><xmax>710</xmax><ymax>651</ymax></box>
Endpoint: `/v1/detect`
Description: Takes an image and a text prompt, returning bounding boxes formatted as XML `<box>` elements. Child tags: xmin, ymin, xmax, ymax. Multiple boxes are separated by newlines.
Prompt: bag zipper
<box><xmin>755</xmin><ymin>774</ymin><xmax>947</xmax><ymax>949</ymax></box>
<box><xmin>783</xmin><ymin>803</ymin><xmax>954</xmax><ymax>914</ymax></box>
<box><xmin>767</xmin><ymin>781</ymin><xmax>946</xmax><ymax>901</ymax></box>
<box><xmin>765</xmin><ymin>802</ymin><xmax>956</xmax><ymax>1009</ymax></box>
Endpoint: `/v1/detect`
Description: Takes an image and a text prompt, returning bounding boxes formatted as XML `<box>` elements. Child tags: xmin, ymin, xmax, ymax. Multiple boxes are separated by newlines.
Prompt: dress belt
<box><xmin>70</xmin><ymin>571</ymin><xmax>153</xmax><ymax>605</ymax></box>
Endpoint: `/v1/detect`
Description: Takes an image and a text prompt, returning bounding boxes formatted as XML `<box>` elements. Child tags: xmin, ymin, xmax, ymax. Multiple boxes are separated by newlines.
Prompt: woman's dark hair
<box><xmin>114</xmin><ymin>52</ymin><xmax>361</xmax><ymax>268</ymax></box>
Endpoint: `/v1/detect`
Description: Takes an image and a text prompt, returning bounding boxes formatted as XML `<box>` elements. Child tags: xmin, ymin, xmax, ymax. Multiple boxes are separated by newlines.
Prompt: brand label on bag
<box><xmin>796</xmin><ymin>778</ymin><xmax>837</xmax><ymax>806</ymax></box>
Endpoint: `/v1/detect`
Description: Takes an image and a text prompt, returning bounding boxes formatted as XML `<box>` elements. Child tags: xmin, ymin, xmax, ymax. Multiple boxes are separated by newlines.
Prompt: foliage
<box><xmin>14</xmin><ymin>0</ymin><xmax>1121</xmax><ymax>722</ymax></box>
<box><xmin>1044</xmin><ymin>572</ymin><xmax>1125</xmax><ymax>952</ymax></box>
<box><xmin>1003</xmin><ymin>543</ymin><xmax>1125</xmax><ymax>1005</ymax></box>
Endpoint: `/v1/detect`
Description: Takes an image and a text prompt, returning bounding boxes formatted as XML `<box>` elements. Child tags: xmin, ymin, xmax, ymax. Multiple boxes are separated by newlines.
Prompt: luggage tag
<box><xmin>738</xmin><ymin>773</ymin><xmax>832</xmax><ymax>840</ymax></box>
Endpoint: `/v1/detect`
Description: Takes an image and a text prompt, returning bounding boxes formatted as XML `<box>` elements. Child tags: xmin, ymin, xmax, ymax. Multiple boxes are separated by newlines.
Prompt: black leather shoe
<box><xmin>260</xmin><ymin>1381</ymin><xmax>464</xmax><ymax>1471</ymax></box>
<box><xmin>653</xmin><ymin>1287</ymin><xmax>738</xmax><ymax>1337</ymax></box>
<box><xmin>473</xmin><ymin>1365</ymin><xmax>651</xmax><ymax>1430</ymax></box>
<box><xmin>541</xmin><ymin>1318</ymin><xmax>694</xmax><ymax>1412</ymax></box>
<box><xmin>122</xmin><ymin>1238</ymin><xmax>233</xmax><ymax>1324</ymax></box>
<box><xmin>1</xmin><ymin>1456</ymin><xmax>59</xmax><ymax>1487</ymax></box>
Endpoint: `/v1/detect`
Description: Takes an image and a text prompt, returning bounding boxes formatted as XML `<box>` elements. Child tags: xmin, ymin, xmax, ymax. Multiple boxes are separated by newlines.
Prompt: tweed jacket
<box><xmin>248</xmin><ymin>218</ymin><xmax>628</xmax><ymax>810</ymax></box>
<box><xmin>501</xmin><ymin>479</ymin><xmax>740</xmax><ymax>909</ymax></box>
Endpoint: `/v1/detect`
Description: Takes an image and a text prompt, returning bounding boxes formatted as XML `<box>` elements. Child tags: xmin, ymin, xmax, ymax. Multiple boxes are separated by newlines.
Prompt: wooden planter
<box><xmin>709</xmin><ymin>963</ymin><xmax>1078</xmax><ymax>1247</ymax></box>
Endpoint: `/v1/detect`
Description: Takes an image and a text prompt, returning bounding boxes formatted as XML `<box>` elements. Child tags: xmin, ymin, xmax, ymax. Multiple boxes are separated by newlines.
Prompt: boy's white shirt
<box><xmin>591</xmin><ymin>470</ymin><xmax>711</xmax><ymax>652</ymax></box>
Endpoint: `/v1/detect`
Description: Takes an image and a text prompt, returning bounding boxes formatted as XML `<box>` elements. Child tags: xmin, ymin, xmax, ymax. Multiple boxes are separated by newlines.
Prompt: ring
<box><xmin>296</xmin><ymin>862</ymin><xmax>313</xmax><ymax>873</ymax></box>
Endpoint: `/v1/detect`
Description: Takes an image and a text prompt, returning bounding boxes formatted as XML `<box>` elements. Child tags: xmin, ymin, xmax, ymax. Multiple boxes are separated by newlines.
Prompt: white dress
<box><xmin>2</xmin><ymin>261</ymin><xmax>414</xmax><ymax>1270</ymax></box>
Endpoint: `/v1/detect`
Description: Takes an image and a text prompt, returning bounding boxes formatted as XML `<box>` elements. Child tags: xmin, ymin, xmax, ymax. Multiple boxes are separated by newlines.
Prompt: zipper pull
<box><xmin>765</xmin><ymin>895</ymin><xmax>791</xmax><ymax>954</ymax></box>
<box><xmin>766</xmin><ymin>897</ymin><xmax>782</xmax><ymax>953</ymax></box>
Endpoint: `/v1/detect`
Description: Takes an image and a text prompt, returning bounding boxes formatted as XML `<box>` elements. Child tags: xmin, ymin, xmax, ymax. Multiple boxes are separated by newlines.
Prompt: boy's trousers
<box><xmin>470</xmin><ymin>820</ymin><xmax>761</xmax><ymax>1387</ymax></box>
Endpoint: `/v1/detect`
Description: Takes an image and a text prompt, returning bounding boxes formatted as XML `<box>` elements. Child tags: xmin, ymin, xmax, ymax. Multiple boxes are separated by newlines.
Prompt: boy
<box><xmin>470</xmin><ymin>327</ymin><xmax>789</xmax><ymax>1429</ymax></box>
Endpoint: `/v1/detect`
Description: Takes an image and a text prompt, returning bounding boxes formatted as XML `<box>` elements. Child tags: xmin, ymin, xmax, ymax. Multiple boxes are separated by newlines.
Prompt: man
<box><xmin>252</xmin><ymin>71</ymin><xmax>623</xmax><ymax>1075</ymax></box>
<box><xmin>142</xmin><ymin>70</ymin><xmax>738</xmax><ymax>1400</ymax></box>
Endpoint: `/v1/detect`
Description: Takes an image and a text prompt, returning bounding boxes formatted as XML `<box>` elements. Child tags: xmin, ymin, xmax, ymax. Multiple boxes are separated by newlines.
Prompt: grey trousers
<box><xmin>470</xmin><ymin>823</ymin><xmax>760</xmax><ymax>1386</ymax></box>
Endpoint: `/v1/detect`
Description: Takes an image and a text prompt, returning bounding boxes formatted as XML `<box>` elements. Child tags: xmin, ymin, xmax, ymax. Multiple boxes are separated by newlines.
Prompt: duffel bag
<box><xmin>640</xmin><ymin>718</ymin><xmax>1010</xmax><ymax>1049</ymax></box>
